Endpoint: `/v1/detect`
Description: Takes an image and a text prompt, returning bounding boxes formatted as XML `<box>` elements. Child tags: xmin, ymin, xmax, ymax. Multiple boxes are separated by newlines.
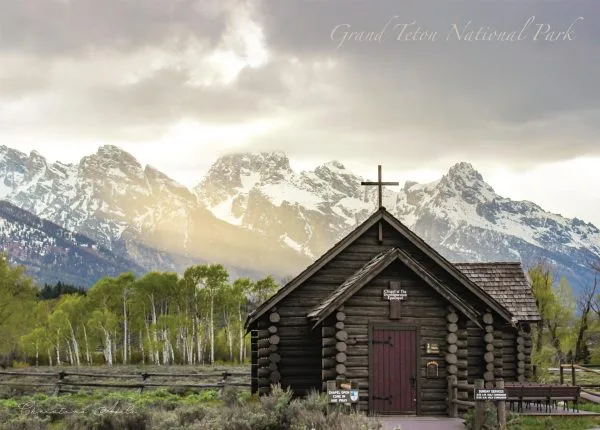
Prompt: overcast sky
<box><xmin>1</xmin><ymin>0</ymin><xmax>599</xmax><ymax>226</ymax></box>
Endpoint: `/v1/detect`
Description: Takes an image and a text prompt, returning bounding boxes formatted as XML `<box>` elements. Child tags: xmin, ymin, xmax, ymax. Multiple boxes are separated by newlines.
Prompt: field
<box><xmin>0</xmin><ymin>365</ymin><xmax>379</xmax><ymax>430</ymax></box>
<box><xmin>5</xmin><ymin>365</ymin><xmax>600</xmax><ymax>429</ymax></box>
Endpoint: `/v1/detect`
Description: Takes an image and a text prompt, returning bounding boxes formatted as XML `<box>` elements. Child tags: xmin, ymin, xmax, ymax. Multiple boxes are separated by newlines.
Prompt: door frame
<box><xmin>368</xmin><ymin>323</ymin><xmax>421</xmax><ymax>416</ymax></box>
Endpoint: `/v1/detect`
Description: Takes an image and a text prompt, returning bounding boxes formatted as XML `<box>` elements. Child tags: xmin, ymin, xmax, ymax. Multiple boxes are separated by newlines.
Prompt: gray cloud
<box><xmin>0</xmin><ymin>0</ymin><xmax>598</xmax><ymax>169</ymax></box>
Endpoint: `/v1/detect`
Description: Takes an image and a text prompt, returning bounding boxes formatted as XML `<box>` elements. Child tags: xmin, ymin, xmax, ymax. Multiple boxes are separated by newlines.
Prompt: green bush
<box><xmin>463</xmin><ymin>404</ymin><xmax>522</xmax><ymax>430</ymax></box>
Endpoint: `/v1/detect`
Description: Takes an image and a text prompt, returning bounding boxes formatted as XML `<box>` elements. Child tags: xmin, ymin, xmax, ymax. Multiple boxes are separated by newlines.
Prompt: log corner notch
<box><xmin>482</xmin><ymin>310</ymin><xmax>495</xmax><ymax>389</ymax></box>
<box><xmin>446</xmin><ymin>305</ymin><xmax>469</xmax><ymax>410</ymax></box>
<box><xmin>257</xmin><ymin>308</ymin><xmax>281</xmax><ymax>395</ymax></box>
<box><xmin>321</xmin><ymin>307</ymin><xmax>347</xmax><ymax>390</ymax></box>
<box><xmin>516</xmin><ymin>323</ymin><xmax>531</xmax><ymax>383</ymax></box>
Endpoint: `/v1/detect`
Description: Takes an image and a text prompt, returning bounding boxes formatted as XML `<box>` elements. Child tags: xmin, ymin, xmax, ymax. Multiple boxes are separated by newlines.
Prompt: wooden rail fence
<box><xmin>0</xmin><ymin>370</ymin><xmax>251</xmax><ymax>395</ymax></box>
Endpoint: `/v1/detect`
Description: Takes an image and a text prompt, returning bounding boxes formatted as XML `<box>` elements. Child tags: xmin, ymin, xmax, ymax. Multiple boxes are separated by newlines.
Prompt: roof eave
<box><xmin>246</xmin><ymin>209</ymin><xmax>387</xmax><ymax>328</ymax></box>
<box><xmin>381</xmin><ymin>212</ymin><xmax>513</xmax><ymax>324</ymax></box>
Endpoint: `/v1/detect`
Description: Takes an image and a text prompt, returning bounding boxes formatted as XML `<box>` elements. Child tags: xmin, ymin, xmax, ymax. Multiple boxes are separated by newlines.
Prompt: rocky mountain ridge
<box><xmin>0</xmin><ymin>144</ymin><xmax>598</xmax><ymax>291</ymax></box>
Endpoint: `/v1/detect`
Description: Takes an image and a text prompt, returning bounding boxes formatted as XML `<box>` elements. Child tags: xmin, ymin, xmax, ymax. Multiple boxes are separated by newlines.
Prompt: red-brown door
<box><xmin>371</xmin><ymin>327</ymin><xmax>417</xmax><ymax>414</ymax></box>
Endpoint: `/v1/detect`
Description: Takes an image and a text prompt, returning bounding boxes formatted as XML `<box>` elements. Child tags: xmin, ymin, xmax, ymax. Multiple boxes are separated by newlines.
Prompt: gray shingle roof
<box><xmin>454</xmin><ymin>262</ymin><xmax>540</xmax><ymax>322</ymax></box>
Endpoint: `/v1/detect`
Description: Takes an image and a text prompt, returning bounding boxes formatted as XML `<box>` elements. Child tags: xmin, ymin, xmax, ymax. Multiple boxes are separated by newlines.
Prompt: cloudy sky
<box><xmin>1</xmin><ymin>0</ymin><xmax>599</xmax><ymax>225</ymax></box>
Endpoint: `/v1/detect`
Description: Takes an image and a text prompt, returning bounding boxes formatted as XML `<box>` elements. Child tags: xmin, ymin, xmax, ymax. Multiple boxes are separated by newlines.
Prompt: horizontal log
<box><xmin>457</xmin><ymin>349</ymin><xmax>467</xmax><ymax>359</ymax></box>
<box><xmin>269</xmin><ymin>312</ymin><xmax>280</xmax><ymax>323</ymax></box>
<box><xmin>447</xmin><ymin>323</ymin><xmax>458</xmax><ymax>333</ymax></box>
<box><xmin>456</xmin><ymin>369</ymin><xmax>468</xmax><ymax>379</ymax></box>
<box><xmin>323</xmin><ymin>347</ymin><xmax>337</xmax><ymax>357</ymax></box>
<box><xmin>258</xmin><ymin>368</ymin><xmax>271</xmax><ymax>378</ymax></box>
<box><xmin>322</xmin><ymin>326</ymin><xmax>336</xmax><ymax>337</ymax></box>
<box><xmin>323</xmin><ymin>358</ymin><xmax>336</xmax><ymax>369</ymax></box>
<box><xmin>335</xmin><ymin>321</ymin><xmax>345</xmax><ymax>330</ymax></box>
<box><xmin>269</xmin><ymin>335</ymin><xmax>280</xmax><ymax>345</ymax></box>
<box><xmin>336</xmin><ymin>352</ymin><xmax>347</xmax><ymax>363</ymax></box>
<box><xmin>456</xmin><ymin>340</ymin><xmax>467</xmax><ymax>349</ymax></box>
<box><xmin>336</xmin><ymin>364</ymin><xmax>346</xmax><ymax>375</ymax></box>
<box><xmin>257</xmin><ymin>330</ymin><xmax>271</xmax><ymax>338</ymax></box>
<box><xmin>516</xmin><ymin>344</ymin><xmax>524</xmax><ymax>353</ymax></box>
<box><xmin>484</xmin><ymin>352</ymin><xmax>494</xmax><ymax>363</ymax></box>
<box><xmin>447</xmin><ymin>333</ymin><xmax>458</xmax><ymax>344</ymax></box>
<box><xmin>446</xmin><ymin>354</ymin><xmax>457</xmax><ymax>365</ymax></box>
<box><xmin>322</xmin><ymin>369</ymin><xmax>337</xmax><ymax>380</ymax></box>
<box><xmin>337</xmin><ymin>342</ymin><xmax>347</xmax><ymax>352</ymax></box>
<box><xmin>484</xmin><ymin>333</ymin><xmax>494</xmax><ymax>344</ymax></box>
<box><xmin>258</xmin><ymin>339</ymin><xmax>271</xmax><ymax>349</ymax></box>
<box><xmin>322</xmin><ymin>337</ymin><xmax>336</xmax><ymax>348</ymax></box>
<box><xmin>447</xmin><ymin>365</ymin><xmax>457</xmax><ymax>375</ymax></box>
<box><xmin>336</xmin><ymin>311</ymin><xmax>346</xmax><ymax>322</ymax></box>
<box><xmin>447</xmin><ymin>344</ymin><xmax>458</xmax><ymax>354</ymax></box>
<box><xmin>517</xmin><ymin>352</ymin><xmax>525</xmax><ymax>361</ymax></box>
<box><xmin>483</xmin><ymin>371</ymin><xmax>494</xmax><ymax>382</ymax></box>
<box><xmin>258</xmin><ymin>357</ymin><xmax>270</xmax><ymax>366</ymax></box>
<box><xmin>486</xmin><ymin>344</ymin><xmax>494</xmax><ymax>352</ymax></box>
<box><xmin>486</xmin><ymin>362</ymin><xmax>495</xmax><ymax>372</ymax></box>
<box><xmin>483</xmin><ymin>313</ymin><xmax>493</xmax><ymax>325</ymax></box>
<box><xmin>516</xmin><ymin>337</ymin><xmax>524</xmax><ymax>345</ymax></box>
<box><xmin>485</xmin><ymin>325</ymin><xmax>494</xmax><ymax>333</ymax></box>
<box><xmin>517</xmin><ymin>374</ymin><xmax>525</xmax><ymax>383</ymax></box>
<box><xmin>421</xmin><ymin>391</ymin><xmax>446</xmax><ymax>401</ymax></box>
<box><xmin>258</xmin><ymin>348</ymin><xmax>271</xmax><ymax>358</ymax></box>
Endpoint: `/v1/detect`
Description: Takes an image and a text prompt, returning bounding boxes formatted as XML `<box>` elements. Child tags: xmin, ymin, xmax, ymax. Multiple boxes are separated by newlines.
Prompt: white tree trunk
<box><xmin>151</xmin><ymin>295</ymin><xmax>160</xmax><ymax>365</ymax></box>
<box><xmin>56</xmin><ymin>329</ymin><xmax>62</xmax><ymax>366</ymax></box>
<box><xmin>83</xmin><ymin>325</ymin><xmax>91</xmax><ymax>365</ymax></box>
<box><xmin>48</xmin><ymin>348</ymin><xmax>53</xmax><ymax>367</ymax></box>
<box><xmin>238</xmin><ymin>307</ymin><xmax>244</xmax><ymax>363</ymax></box>
<box><xmin>139</xmin><ymin>330</ymin><xmax>145</xmax><ymax>365</ymax></box>
<box><xmin>210</xmin><ymin>297</ymin><xmax>215</xmax><ymax>364</ymax></box>
<box><xmin>104</xmin><ymin>328</ymin><xmax>113</xmax><ymax>367</ymax></box>
<box><xmin>67</xmin><ymin>341</ymin><xmax>74</xmax><ymax>365</ymax></box>
<box><xmin>123</xmin><ymin>296</ymin><xmax>128</xmax><ymax>365</ymax></box>
<box><xmin>68</xmin><ymin>322</ymin><xmax>81</xmax><ymax>366</ymax></box>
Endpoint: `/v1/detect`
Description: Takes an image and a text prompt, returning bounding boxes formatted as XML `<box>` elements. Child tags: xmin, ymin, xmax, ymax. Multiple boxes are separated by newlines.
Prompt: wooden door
<box><xmin>370</xmin><ymin>327</ymin><xmax>418</xmax><ymax>414</ymax></box>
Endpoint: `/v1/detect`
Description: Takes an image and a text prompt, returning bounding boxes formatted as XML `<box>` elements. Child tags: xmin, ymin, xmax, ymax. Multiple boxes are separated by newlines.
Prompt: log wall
<box><xmin>342</xmin><ymin>261</ymin><xmax>449</xmax><ymax>415</ymax></box>
<box><xmin>249</xmin><ymin>219</ymin><xmax>522</xmax><ymax>413</ymax></box>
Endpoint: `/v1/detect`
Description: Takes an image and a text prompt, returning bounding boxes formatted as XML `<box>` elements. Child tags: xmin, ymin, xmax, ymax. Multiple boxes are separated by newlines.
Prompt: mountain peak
<box><xmin>321</xmin><ymin>160</ymin><xmax>346</xmax><ymax>171</ymax></box>
<box><xmin>447</xmin><ymin>162</ymin><xmax>483</xmax><ymax>182</ymax></box>
<box><xmin>95</xmin><ymin>145</ymin><xmax>139</xmax><ymax>165</ymax></box>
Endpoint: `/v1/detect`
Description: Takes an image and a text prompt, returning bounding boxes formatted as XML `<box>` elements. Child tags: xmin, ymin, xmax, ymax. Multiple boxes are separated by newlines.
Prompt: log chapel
<box><xmin>245</xmin><ymin>166</ymin><xmax>540</xmax><ymax>415</ymax></box>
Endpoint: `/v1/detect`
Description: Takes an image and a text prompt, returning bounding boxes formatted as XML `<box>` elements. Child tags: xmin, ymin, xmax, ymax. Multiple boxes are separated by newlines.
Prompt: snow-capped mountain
<box><xmin>0</xmin><ymin>200</ymin><xmax>146</xmax><ymax>286</ymax></box>
<box><xmin>195</xmin><ymin>154</ymin><xmax>600</xmax><ymax>292</ymax></box>
<box><xmin>0</xmin><ymin>145</ymin><xmax>308</xmax><ymax>285</ymax></box>
<box><xmin>1</xmin><ymin>144</ymin><xmax>598</xmax><ymax>292</ymax></box>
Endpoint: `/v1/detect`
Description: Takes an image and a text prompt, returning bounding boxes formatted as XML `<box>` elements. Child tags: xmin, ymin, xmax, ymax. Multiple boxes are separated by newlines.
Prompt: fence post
<box><xmin>571</xmin><ymin>362</ymin><xmax>576</xmax><ymax>386</ymax></box>
<box><xmin>496</xmin><ymin>379</ymin><xmax>506</xmax><ymax>430</ymax></box>
<box><xmin>474</xmin><ymin>379</ymin><xmax>485</xmax><ymax>430</ymax></box>
<box><xmin>53</xmin><ymin>371</ymin><xmax>65</xmax><ymax>396</ymax></box>
<box><xmin>139</xmin><ymin>372</ymin><xmax>149</xmax><ymax>394</ymax></box>
<box><xmin>447</xmin><ymin>375</ymin><xmax>458</xmax><ymax>417</ymax></box>
<box><xmin>560</xmin><ymin>362</ymin><xmax>564</xmax><ymax>385</ymax></box>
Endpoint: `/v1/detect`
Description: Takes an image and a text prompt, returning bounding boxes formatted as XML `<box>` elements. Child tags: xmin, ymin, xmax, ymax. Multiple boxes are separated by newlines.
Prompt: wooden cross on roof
<box><xmin>361</xmin><ymin>165</ymin><xmax>399</xmax><ymax>209</ymax></box>
<box><xmin>361</xmin><ymin>165</ymin><xmax>399</xmax><ymax>242</ymax></box>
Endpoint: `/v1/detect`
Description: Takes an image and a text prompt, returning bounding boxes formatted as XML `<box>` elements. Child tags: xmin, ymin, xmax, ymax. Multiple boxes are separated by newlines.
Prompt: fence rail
<box><xmin>0</xmin><ymin>369</ymin><xmax>251</xmax><ymax>395</ymax></box>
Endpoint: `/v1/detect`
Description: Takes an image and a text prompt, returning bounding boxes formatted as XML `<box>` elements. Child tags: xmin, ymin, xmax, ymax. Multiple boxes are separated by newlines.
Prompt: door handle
<box><xmin>410</xmin><ymin>376</ymin><xmax>416</xmax><ymax>387</ymax></box>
